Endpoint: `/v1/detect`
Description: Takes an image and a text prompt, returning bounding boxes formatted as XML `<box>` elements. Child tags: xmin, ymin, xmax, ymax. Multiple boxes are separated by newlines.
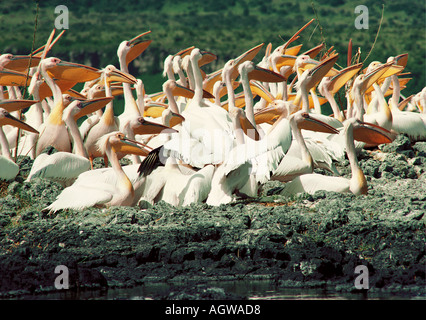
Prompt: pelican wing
<box><xmin>181</xmin><ymin>165</ymin><xmax>215</xmax><ymax>206</ymax></box>
<box><xmin>391</xmin><ymin>112</ymin><xmax>426</xmax><ymax>140</ymax></box>
<box><xmin>272</xmin><ymin>155</ymin><xmax>312</xmax><ymax>182</ymax></box>
<box><xmin>248</xmin><ymin>119</ymin><xmax>293</xmax><ymax>184</ymax></box>
<box><xmin>26</xmin><ymin>153</ymin><xmax>90</xmax><ymax>183</ymax></box>
<box><xmin>45</xmin><ymin>184</ymin><xmax>113</xmax><ymax>212</ymax></box>
<box><xmin>280</xmin><ymin>174</ymin><xmax>350</xmax><ymax>197</ymax></box>
<box><xmin>138</xmin><ymin>166</ymin><xmax>167</xmax><ymax>204</ymax></box>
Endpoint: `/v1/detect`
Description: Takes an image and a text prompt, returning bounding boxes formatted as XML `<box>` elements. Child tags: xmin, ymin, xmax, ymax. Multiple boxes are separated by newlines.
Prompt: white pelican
<box><xmin>143</xmin><ymin>80</ymin><xmax>189</xmax><ymax>150</ymax></box>
<box><xmin>45</xmin><ymin>132</ymin><xmax>152</xmax><ymax>212</ymax></box>
<box><xmin>161</xmin><ymin>48</ymin><xmax>237</xmax><ymax>168</ymax></box>
<box><xmin>35</xmin><ymin>57</ymin><xmax>100</xmax><ymax>156</ymax></box>
<box><xmin>26</xmin><ymin>98</ymin><xmax>112</xmax><ymax>186</ymax></box>
<box><xmin>117</xmin><ymin>31</ymin><xmax>152</xmax><ymax>126</ymax></box>
<box><xmin>386</xmin><ymin>58</ymin><xmax>426</xmax><ymax>141</ymax></box>
<box><xmin>233</xmin><ymin>60</ymin><xmax>284</xmax><ymax>137</ymax></box>
<box><xmin>207</xmin><ymin>60</ymin><xmax>284</xmax><ymax>205</ymax></box>
<box><xmin>0</xmin><ymin>53</ymin><xmax>41</xmax><ymax>72</ymax></box>
<box><xmin>49</xmin><ymin>116</ymin><xmax>177</xmax><ymax>209</ymax></box>
<box><xmin>205</xmin><ymin>107</ymin><xmax>253</xmax><ymax>206</ymax></box>
<box><xmin>206</xmin><ymin>100</ymin><xmax>295</xmax><ymax>206</ymax></box>
<box><xmin>136</xmin><ymin>88</ymin><xmax>215</xmax><ymax>207</ymax></box>
<box><xmin>318</xmin><ymin>63</ymin><xmax>363</xmax><ymax>122</ymax></box>
<box><xmin>0</xmin><ymin>99</ymin><xmax>40</xmax><ymax>159</ymax></box>
<box><xmin>349</xmin><ymin>61</ymin><xmax>401</xmax><ymax>122</ymax></box>
<box><xmin>173</xmin><ymin>55</ymin><xmax>189</xmax><ymax>88</ymax></box>
<box><xmin>279</xmin><ymin>118</ymin><xmax>392</xmax><ymax>197</ymax></box>
<box><xmin>361</xmin><ymin>60</ymin><xmax>404</xmax><ymax>133</ymax></box>
<box><xmin>163</xmin><ymin>55</ymin><xmax>176</xmax><ymax>82</ymax></box>
<box><xmin>270</xmin><ymin>110</ymin><xmax>340</xmax><ymax>182</ymax></box>
<box><xmin>0</xmin><ymin>108</ymin><xmax>39</xmax><ymax>180</ymax></box>
<box><xmin>293</xmin><ymin>55</ymin><xmax>344</xmax><ymax>129</ymax></box>
<box><xmin>17</xmin><ymin>70</ymin><xmax>45</xmax><ymax>159</ymax></box>
<box><xmin>137</xmin><ymin>154</ymin><xmax>215</xmax><ymax>207</ymax></box>
<box><xmin>200</xmin><ymin>58</ymin><xmax>286</xmax><ymax>205</ymax></box>
<box><xmin>83</xmin><ymin>65</ymin><xmax>137</xmax><ymax>168</ymax></box>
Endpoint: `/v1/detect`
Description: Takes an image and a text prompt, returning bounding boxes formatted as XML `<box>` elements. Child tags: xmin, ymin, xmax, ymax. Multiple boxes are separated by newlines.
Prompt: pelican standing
<box><xmin>117</xmin><ymin>31</ymin><xmax>152</xmax><ymax>127</ymax></box>
<box><xmin>35</xmin><ymin>57</ymin><xmax>100</xmax><ymax>156</ymax></box>
<box><xmin>83</xmin><ymin>65</ymin><xmax>136</xmax><ymax>168</ymax></box>
<box><xmin>0</xmin><ymin>108</ymin><xmax>39</xmax><ymax>180</ymax></box>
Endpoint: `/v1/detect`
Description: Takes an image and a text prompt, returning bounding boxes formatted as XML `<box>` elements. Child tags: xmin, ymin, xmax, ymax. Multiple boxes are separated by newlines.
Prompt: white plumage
<box><xmin>45</xmin><ymin>132</ymin><xmax>149</xmax><ymax>212</ymax></box>
<box><xmin>26</xmin><ymin>152</ymin><xmax>90</xmax><ymax>187</ymax></box>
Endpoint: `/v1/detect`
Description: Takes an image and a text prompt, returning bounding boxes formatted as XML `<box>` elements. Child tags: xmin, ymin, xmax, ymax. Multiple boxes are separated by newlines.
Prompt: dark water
<box><xmin>8</xmin><ymin>280</ymin><xmax>424</xmax><ymax>300</ymax></box>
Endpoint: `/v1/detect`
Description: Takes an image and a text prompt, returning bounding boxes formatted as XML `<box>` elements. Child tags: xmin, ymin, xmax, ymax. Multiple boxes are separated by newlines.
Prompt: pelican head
<box><xmin>117</xmin><ymin>31</ymin><xmax>152</xmax><ymax>67</ymax></box>
<box><xmin>240</xmin><ymin>60</ymin><xmax>285</xmax><ymax>83</ymax></box>
<box><xmin>172</xmin><ymin>55</ymin><xmax>183</xmax><ymax>74</ymax></box>
<box><xmin>86</xmin><ymin>84</ymin><xmax>105</xmax><ymax>99</ymax></box>
<box><xmin>103</xmin><ymin>65</ymin><xmax>136</xmax><ymax>84</ymax></box>
<box><xmin>162</xmin><ymin>108</ymin><xmax>185</xmax><ymax>127</ymax></box>
<box><xmin>0</xmin><ymin>53</ymin><xmax>13</xmax><ymax>69</ymax></box>
<box><xmin>212</xmin><ymin>80</ymin><xmax>226</xmax><ymax>99</ymax></box>
<box><xmin>163</xmin><ymin>55</ymin><xmax>174</xmax><ymax>78</ymax></box>
<box><xmin>181</xmin><ymin>55</ymin><xmax>191</xmax><ymax>72</ymax></box>
<box><xmin>222</xmin><ymin>59</ymin><xmax>236</xmax><ymax>81</ymax></box>
<box><xmin>64</xmin><ymin>97</ymin><xmax>113</xmax><ymax>121</ymax></box>
<box><xmin>190</xmin><ymin>48</ymin><xmax>217</xmax><ymax>67</ymax></box>
<box><xmin>62</xmin><ymin>94</ymin><xmax>75</xmax><ymax>108</ymax></box>
<box><xmin>238</xmin><ymin>60</ymin><xmax>255</xmax><ymax>76</ymax></box>
<box><xmin>97</xmin><ymin>131</ymin><xmax>149</xmax><ymax>157</ymax></box>
<box><xmin>317</xmin><ymin>76</ymin><xmax>332</xmax><ymax>96</ymax></box>
<box><xmin>28</xmin><ymin>70</ymin><xmax>43</xmax><ymax>96</ymax></box>
<box><xmin>348</xmin><ymin>118</ymin><xmax>392</xmax><ymax>145</ymax></box>
<box><xmin>63</xmin><ymin>100</ymin><xmax>83</xmax><ymax>120</ymax></box>
<box><xmin>366</xmin><ymin>61</ymin><xmax>382</xmax><ymax>74</ymax></box>
<box><xmin>254</xmin><ymin>100</ymin><xmax>298</xmax><ymax>124</ymax></box>
<box><xmin>190</xmin><ymin>48</ymin><xmax>202</xmax><ymax>62</ymax></box>
<box><xmin>163</xmin><ymin>79</ymin><xmax>194</xmax><ymax>99</ymax></box>
<box><xmin>293</xmin><ymin>54</ymin><xmax>317</xmax><ymax>73</ymax></box>
<box><xmin>39</xmin><ymin>57</ymin><xmax>61</xmax><ymax>71</ymax></box>
<box><xmin>291</xmin><ymin>111</ymin><xmax>340</xmax><ymax>134</ymax></box>
<box><xmin>132</xmin><ymin>116</ymin><xmax>178</xmax><ymax>135</ymax></box>
<box><xmin>40</xmin><ymin>57</ymin><xmax>100</xmax><ymax>83</ymax></box>
<box><xmin>0</xmin><ymin>108</ymin><xmax>39</xmax><ymax>134</ymax></box>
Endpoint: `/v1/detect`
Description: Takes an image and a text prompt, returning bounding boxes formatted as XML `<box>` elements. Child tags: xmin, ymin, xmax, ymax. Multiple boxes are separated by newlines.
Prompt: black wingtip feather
<box><xmin>138</xmin><ymin>145</ymin><xmax>165</xmax><ymax>177</ymax></box>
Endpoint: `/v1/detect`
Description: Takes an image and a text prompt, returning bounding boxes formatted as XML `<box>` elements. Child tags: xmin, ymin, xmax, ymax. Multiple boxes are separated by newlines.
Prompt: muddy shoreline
<box><xmin>0</xmin><ymin>134</ymin><xmax>425</xmax><ymax>299</ymax></box>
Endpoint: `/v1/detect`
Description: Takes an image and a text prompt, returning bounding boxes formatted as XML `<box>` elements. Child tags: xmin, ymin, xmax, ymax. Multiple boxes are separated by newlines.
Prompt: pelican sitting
<box><xmin>270</xmin><ymin>110</ymin><xmax>340</xmax><ymax>182</ymax></box>
<box><xmin>279</xmin><ymin>118</ymin><xmax>392</xmax><ymax>196</ymax></box>
<box><xmin>45</xmin><ymin>132</ymin><xmax>152</xmax><ymax>212</ymax></box>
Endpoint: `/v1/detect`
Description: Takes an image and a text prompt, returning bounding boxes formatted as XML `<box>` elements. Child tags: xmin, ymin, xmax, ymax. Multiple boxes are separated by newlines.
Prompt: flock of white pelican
<box><xmin>0</xmin><ymin>20</ymin><xmax>425</xmax><ymax>212</ymax></box>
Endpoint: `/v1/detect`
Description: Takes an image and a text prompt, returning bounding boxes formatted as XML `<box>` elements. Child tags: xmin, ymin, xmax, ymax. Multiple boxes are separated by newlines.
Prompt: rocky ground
<box><xmin>0</xmin><ymin>134</ymin><xmax>425</xmax><ymax>299</ymax></box>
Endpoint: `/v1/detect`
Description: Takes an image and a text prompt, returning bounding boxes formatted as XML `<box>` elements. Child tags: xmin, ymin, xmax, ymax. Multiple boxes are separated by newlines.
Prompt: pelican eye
<box><xmin>138</xmin><ymin>117</ymin><xmax>145</xmax><ymax>124</ymax></box>
<box><xmin>116</xmin><ymin>133</ymin><xmax>125</xmax><ymax>140</ymax></box>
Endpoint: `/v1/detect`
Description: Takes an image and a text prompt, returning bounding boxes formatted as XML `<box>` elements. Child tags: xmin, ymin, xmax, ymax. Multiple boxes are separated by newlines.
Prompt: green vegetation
<box><xmin>0</xmin><ymin>0</ymin><xmax>424</xmax><ymax>97</ymax></box>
